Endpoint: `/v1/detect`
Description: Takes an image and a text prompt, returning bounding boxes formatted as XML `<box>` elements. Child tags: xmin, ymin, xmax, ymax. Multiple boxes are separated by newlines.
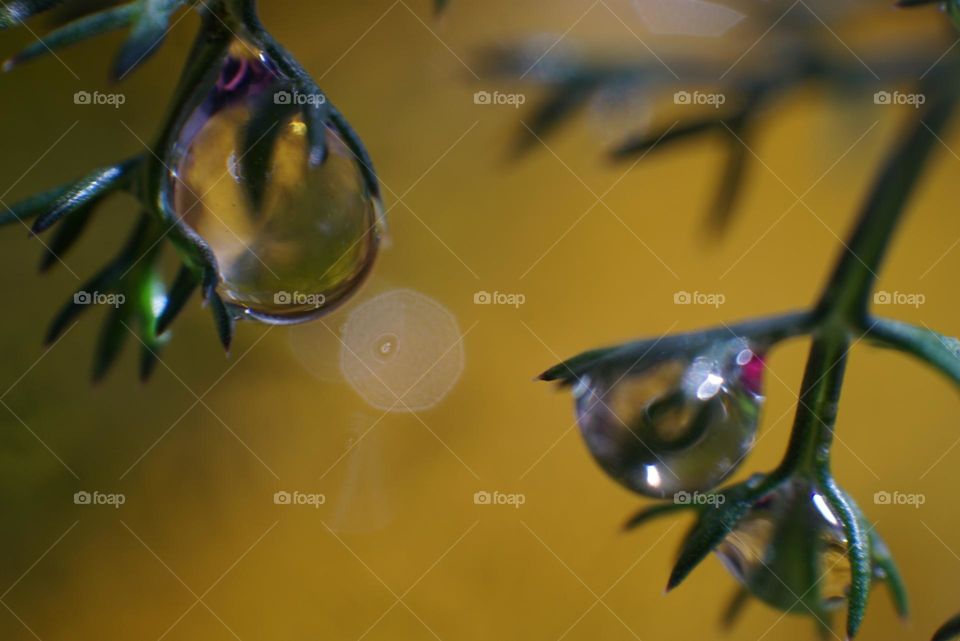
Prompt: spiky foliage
<box><xmin>0</xmin><ymin>0</ymin><xmax>381</xmax><ymax>379</ymax></box>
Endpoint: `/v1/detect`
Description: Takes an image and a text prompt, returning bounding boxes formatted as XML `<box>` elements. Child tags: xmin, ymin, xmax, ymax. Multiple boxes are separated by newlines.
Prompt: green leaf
<box><xmin>38</xmin><ymin>202</ymin><xmax>96</xmax><ymax>271</ymax></box>
<box><xmin>206</xmin><ymin>286</ymin><xmax>235</xmax><ymax>352</ymax></box>
<box><xmin>933</xmin><ymin>613</ymin><xmax>960</xmax><ymax>641</ymax></box>
<box><xmin>720</xmin><ymin>587</ymin><xmax>750</xmax><ymax>630</ymax></box>
<box><xmin>818</xmin><ymin>479</ymin><xmax>870</xmax><ymax>639</ymax></box>
<box><xmin>45</xmin><ymin>259</ymin><xmax>127</xmax><ymax>344</ymax></box>
<box><xmin>32</xmin><ymin>159</ymin><xmax>137</xmax><ymax>233</ymax></box>
<box><xmin>869</xmin><ymin>529</ymin><xmax>909</xmax><ymax>620</ymax></box>
<box><xmin>92</xmin><ymin>304</ymin><xmax>131</xmax><ymax>382</ymax></box>
<box><xmin>139</xmin><ymin>340</ymin><xmax>163</xmax><ymax>381</ymax></box>
<box><xmin>609</xmin><ymin>119</ymin><xmax>719</xmax><ymax>160</ymax></box>
<box><xmin>3</xmin><ymin>3</ymin><xmax>138</xmax><ymax>70</ymax></box>
<box><xmin>1</xmin><ymin>184</ymin><xmax>71</xmax><ymax>226</ymax></box>
<box><xmin>156</xmin><ymin>265</ymin><xmax>199</xmax><ymax>335</ymax></box>
<box><xmin>113</xmin><ymin>0</ymin><xmax>186</xmax><ymax>80</ymax></box>
<box><xmin>0</xmin><ymin>0</ymin><xmax>64</xmax><ymax>28</ymax></box>
<box><xmin>623</xmin><ymin>502</ymin><xmax>698</xmax><ymax>531</ymax></box>
<box><xmin>539</xmin><ymin>311</ymin><xmax>812</xmax><ymax>386</ymax></box>
<box><xmin>513</xmin><ymin>81</ymin><xmax>596</xmax><ymax>155</ymax></box>
<box><xmin>667</xmin><ymin>480</ymin><xmax>761</xmax><ymax>591</ymax></box>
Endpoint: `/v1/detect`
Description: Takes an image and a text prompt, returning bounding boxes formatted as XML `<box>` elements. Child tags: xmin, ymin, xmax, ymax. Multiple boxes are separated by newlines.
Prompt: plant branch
<box><xmin>815</xmin><ymin>75</ymin><xmax>959</xmax><ymax>324</ymax></box>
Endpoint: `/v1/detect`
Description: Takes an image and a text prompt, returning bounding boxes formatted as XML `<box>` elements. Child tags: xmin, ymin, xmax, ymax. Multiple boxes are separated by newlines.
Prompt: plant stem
<box><xmin>815</xmin><ymin>76</ymin><xmax>959</xmax><ymax>326</ymax></box>
<box><xmin>776</xmin><ymin>330</ymin><xmax>850</xmax><ymax>477</ymax></box>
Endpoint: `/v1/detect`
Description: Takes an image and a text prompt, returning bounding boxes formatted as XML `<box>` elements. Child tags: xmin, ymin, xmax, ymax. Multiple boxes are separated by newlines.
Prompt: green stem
<box><xmin>815</xmin><ymin>77</ymin><xmax>959</xmax><ymax>325</ymax></box>
<box><xmin>776</xmin><ymin>330</ymin><xmax>850</xmax><ymax>477</ymax></box>
<box><xmin>865</xmin><ymin>317</ymin><xmax>960</xmax><ymax>387</ymax></box>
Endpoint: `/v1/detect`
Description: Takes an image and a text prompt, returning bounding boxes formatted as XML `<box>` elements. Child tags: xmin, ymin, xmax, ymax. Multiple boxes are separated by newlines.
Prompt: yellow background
<box><xmin>0</xmin><ymin>1</ymin><xmax>958</xmax><ymax>640</ymax></box>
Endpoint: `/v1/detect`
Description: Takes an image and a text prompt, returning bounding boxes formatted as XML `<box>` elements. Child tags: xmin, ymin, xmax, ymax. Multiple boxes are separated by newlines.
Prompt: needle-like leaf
<box><xmin>933</xmin><ymin>613</ymin><xmax>960</xmax><ymax>641</ymax></box>
<box><xmin>3</xmin><ymin>3</ymin><xmax>138</xmax><ymax>70</ymax></box>
<box><xmin>31</xmin><ymin>159</ymin><xmax>137</xmax><ymax>234</ymax></box>
<box><xmin>113</xmin><ymin>0</ymin><xmax>186</xmax><ymax>80</ymax></box>
<box><xmin>155</xmin><ymin>265</ymin><xmax>199</xmax><ymax>335</ymax></box>
<box><xmin>0</xmin><ymin>0</ymin><xmax>64</xmax><ymax>28</ymax></box>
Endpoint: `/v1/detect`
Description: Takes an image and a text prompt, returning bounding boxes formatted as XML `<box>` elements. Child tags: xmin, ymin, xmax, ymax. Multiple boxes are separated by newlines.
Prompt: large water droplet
<box><xmin>574</xmin><ymin>338</ymin><xmax>764</xmax><ymax>498</ymax></box>
<box><xmin>168</xmin><ymin>37</ymin><xmax>381</xmax><ymax>323</ymax></box>
<box><xmin>339</xmin><ymin>289</ymin><xmax>464</xmax><ymax>411</ymax></box>
<box><xmin>715</xmin><ymin>480</ymin><xmax>851</xmax><ymax>614</ymax></box>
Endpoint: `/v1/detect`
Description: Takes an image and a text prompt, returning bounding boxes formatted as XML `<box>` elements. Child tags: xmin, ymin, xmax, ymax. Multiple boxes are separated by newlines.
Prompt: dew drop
<box><xmin>167</xmin><ymin>37</ymin><xmax>381</xmax><ymax>323</ymax></box>
<box><xmin>715</xmin><ymin>481</ymin><xmax>851</xmax><ymax>613</ymax></box>
<box><xmin>339</xmin><ymin>289</ymin><xmax>464</xmax><ymax>412</ymax></box>
<box><xmin>574</xmin><ymin>338</ymin><xmax>764</xmax><ymax>498</ymax></box>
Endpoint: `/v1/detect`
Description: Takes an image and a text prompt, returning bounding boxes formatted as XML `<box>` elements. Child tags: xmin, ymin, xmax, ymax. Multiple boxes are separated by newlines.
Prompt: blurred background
<box><xmin>0</xmin><ymin>1</ymin><xmax>958</xmax><ymax>640</ymax></box>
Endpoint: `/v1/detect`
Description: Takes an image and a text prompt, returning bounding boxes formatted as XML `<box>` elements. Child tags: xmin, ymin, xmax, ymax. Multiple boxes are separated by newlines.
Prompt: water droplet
<box><xmin>167</xmin><ymin>37</ymin><xmax>381</xmax><ymax>323</ymax></box>
<box><xmin>339</xmin><ymin>289</ymin><xmax>464</xmax><ymax>411</ymax></box>
<box><xmin>574</xmin><ymin>338</ymin><xmax>764</xmax><ymax>498</ymax></box>
<box><xmin>715</xmin><ymin>480</ymin><xmax>851</xmax><ymax>613</ymax></box>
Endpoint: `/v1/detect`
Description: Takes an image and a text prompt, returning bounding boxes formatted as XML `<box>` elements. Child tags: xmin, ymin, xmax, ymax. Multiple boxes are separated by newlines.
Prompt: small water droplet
<box><xmin>715</xmin><ymin>480</ymin><xmax>851</xmax><ymax>613</ymax></box>
<box><xmin>574</xmin><ymin>338</ymin><xmax>764</xmax><ymax>498</ymax></box>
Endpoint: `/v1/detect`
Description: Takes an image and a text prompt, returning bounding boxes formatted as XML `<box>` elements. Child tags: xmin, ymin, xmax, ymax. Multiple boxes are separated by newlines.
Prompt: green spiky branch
<box><xmin>539</xmin><ymin>25</ymin><xmax>960</xmax><ymax>641</ymax></box>
<box><xmin>0</xmin><ymin>0</ymin><xmax>383</xmax><ymax>379</ymax></box>
<box><xmin>483</xmin><ymin>10</ymin><xmax>953</xmax><ymax>234</ymax></box>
